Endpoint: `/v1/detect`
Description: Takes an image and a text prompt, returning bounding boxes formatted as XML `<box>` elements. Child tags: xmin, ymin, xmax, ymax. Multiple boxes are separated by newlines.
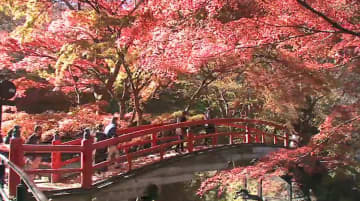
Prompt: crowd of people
<box><xmin>1</xmin><ymin>108</ymin><xmax>217</xmax><ymax>177</ymax></box>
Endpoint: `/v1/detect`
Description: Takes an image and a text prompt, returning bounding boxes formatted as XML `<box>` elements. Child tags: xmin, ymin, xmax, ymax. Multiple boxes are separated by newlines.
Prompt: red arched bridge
<box><xmin>0</xmin><ymin>118</ymin><xmax>298</xmax><ymax>199</ymax></box>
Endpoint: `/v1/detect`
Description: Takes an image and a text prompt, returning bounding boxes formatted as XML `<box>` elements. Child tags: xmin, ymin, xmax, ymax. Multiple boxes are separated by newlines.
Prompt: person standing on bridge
<box><xmin>25</xmin><ymin>125</ymin><xmax>47</xmax><ymax>178</ymax></box>
<box><xmin>104</xmin><ymin>117</ymin><xmax>121</xmax><ymax>169</ymax></box>
<box><xmin>175</xmin><ymin>111</ymin><xmax>187</xmax><ymax>153</ymax></box>
<box><xmin>204</xmin><ymin>107</ymin><xmax>215</xmax><ymax>145</ymax></box>
<box><xmin>94</xmin><ymin>124</ymin><xmax>108</xmax><ymax>172</ymax></box>
<box><xmin>4</xmin><ymin>125</ymin><xmax>20</xmax><ymax>144</ymax></box>
<box><xmin>104</xmin><ymin>116</ymin><xmax>118</xmax><ymax>138</ymax></box>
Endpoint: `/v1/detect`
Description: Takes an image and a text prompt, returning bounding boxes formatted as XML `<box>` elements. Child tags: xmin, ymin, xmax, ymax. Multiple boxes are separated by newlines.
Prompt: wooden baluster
<box><xmin>245</xmin><ymin>126</ymin><xmax>250</xmax><ymax>144</ymax></box>
<box><xmin>187</xmin><ymin>130</ymin><xmax>193</xmax><ymax>153</ymax></box>
<box><xmin>159</xmin><ymin>144</ymin><xmax>164</xmax><ymax>160</ymax></box>
<box><xmin>125</xmin><ymin>148</ymin><xmax>132</xmax><ymax>171</ymax></box>
<box><xmin>284</xmin><ymin>133</ymin><xmax>289</xmax><ymax>147</ymax></box>
<box><xmin>212</xmin><ymin>127</ymin><xmax>217</xmax><ymax>146</ymax></box>
<box><xmin>51</xmin><ymin>133</ymin><xmax>61</xmax><ymax>183</ymax></box>
<box><xmin>9</xmin><ymin>137</ymin><xmax>24</xmax><ymax>196</ymax></box>
<box><xmin>81</xmin><ymin>131</ymin><xmax>93</xmax><ymax>189</ymax></box>
<box><xmin>151</xmin><ymin>133</ymin><xmax>157</xmax><ymax>147</ymax></box>
<box><xmin>255</xmin><ymin>133</ymin><xmax>260</xmax><ymax>143</ymax></box>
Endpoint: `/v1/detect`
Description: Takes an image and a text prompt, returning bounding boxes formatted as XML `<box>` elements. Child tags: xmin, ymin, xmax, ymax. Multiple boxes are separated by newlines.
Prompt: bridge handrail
<box><xmin>5</xmin><ymin>118</ymin><xmax>298</xmax><ymax>194</ymax></box>
<box><xmin>0</xmin><ymin>153</ymin><xmax>48</xmax><ymax>201</ymax></box>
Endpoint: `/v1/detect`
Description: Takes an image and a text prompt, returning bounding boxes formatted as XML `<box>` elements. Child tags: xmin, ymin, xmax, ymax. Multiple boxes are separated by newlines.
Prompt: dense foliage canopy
<box><xmin>1</xmin><ymin>0</ymin><xmax>360</xmax><ymax>200</ymax></box>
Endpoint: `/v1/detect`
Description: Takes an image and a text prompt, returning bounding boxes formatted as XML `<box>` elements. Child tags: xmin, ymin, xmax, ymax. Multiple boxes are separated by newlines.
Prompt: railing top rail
<box><xmin>0</xmin><ymin>154</ymin><xmax>48</xmax><ymax>201</ymax></box>
<box><xmin>115</xmin><ymin>118</ymin><xmax>291</xmax><ymax>142</ymax></box>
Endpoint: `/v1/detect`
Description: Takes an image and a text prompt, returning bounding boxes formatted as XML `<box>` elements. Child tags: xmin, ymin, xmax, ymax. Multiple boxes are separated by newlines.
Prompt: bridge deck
<box><xmin>36</xmin><ymin>146</ymin><xmax>213</xmax><ymax>191</ymax></box>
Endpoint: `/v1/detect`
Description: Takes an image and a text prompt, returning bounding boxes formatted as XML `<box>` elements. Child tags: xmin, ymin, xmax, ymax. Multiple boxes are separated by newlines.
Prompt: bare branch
<box><xmin>297</xmin><ymin>0</ymin><xmax>360</xmax><ymax>37</ymax></box>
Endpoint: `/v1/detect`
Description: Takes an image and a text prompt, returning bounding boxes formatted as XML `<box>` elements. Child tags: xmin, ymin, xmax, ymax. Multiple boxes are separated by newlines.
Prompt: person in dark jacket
<box><xmin>25</xmin><ymin>125</ymin><xmax>44</xmax><ymax>173</ymax></box>
<box><xmin>94</xmin><ymin>124</ymin><xmax>108</xmax><ymax>170</ymax></box>
<box><xmin>26</xmin><ymin>125</ymin><xmax>42</xmax><ymax>144</ymax></box>
<box><xmin>4</xmin><ymin>125</ymin><xmax>21</xmax><ymax>144</ymax></box>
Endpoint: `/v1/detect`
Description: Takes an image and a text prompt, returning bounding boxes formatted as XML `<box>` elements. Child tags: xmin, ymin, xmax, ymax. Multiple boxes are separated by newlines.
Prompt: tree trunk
<box><xmin>123</xmin><ymin>62</ymin><xmax>144</xmax><ymax>126</ymax></box>
<box><xmin>133</xmin><ymin>91</ymin><xmax>143</xmax><ymax>126</ymax></box>
<box><xmin>119</xmin><ymin>99</ymin><xmax>126</xmax><ymax>119</ymax></box>
<box><xmin>68</xmin><ymin>67</ymin><xmax>81</xmax><ymax>105</ymax></box>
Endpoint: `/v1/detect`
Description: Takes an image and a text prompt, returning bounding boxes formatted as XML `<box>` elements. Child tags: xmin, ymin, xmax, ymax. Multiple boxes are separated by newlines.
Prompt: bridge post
<box><xmin>125</xmin><ymin>148</ymin><xmax>132</xmax><ymax>171</ymax></box>
<box><xmin>187</xmin><ymin>130</ymin><xmax>193</xmax><ymax>153</ymax></box>
<box><xmin>9</xmin><ymin>137</ymin><xmax>24</xmax><ymax>197</ymax></box>
<box><xmin>51</xmin><ymin>133</ymin><xmax>61</xmax><ymax>183</ymax></box>
<box><xmin>151</xmin><ymin>133</ymin><xmax>157</xmax><ymax>147</ymax></box>
<box><xmin>159</xmin><ymin>144</ymin><xmax>164</xmax><ymax>160</ymax></box>
<box><xmin>81</xmin><ymin>133</ymin><xmax>93</xmax><ymax>189</ymax></box>
<box><xmin>212</xmin><ymin>127</ymin><xmax>217</xmax><ymax>146</ymax></box>
<box><xmin>284</xmin><ymin>133</ymin><xmax>289</xmax><ymax>147</ymax></box>
<box><xmin>255</xmin><ymin>133</ymin><xmax>260</xmax><ymax>143</ymax></box>
<box><xmin>245</xmin><ymin>126</ymin><xmax>250</xmax><ymax>144</ymax></box>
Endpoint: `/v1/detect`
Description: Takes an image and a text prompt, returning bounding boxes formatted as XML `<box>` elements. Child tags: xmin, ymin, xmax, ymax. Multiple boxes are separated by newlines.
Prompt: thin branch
<box><xmin>297</xmin><ymin>0</ymin><xmax>360</xmax><ymax>37</ymax></box>
<box><xmin>61</xmin><ymin>0</ymin><xmax>76</xmax><ymax>10</ymax></box>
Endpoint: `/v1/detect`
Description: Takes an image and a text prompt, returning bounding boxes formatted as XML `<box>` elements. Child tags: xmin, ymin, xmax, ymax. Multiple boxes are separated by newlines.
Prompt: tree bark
<box><xmin>123</xmin><ymin>63</ymin><xmax>144</xmax><ymax>125</ymax></box>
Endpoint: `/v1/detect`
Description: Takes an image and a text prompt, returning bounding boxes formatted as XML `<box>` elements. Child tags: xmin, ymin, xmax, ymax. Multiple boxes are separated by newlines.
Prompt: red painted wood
<box><xmin>212</xmin><ymin>128</ymin><xmax>218</xmax><ymax>146</ymax></box>
<box><xmin>187</xmin><ymin>132</ymin><xmax>194</xmax><ymax>153</ymax></box>
<box><xmin>26</xmin><ymin>168</ymin><xmax>82</xmax><ymax>174</ymax></box>
<box><xmin>9</xmin><ymin>138</ymin><xmax>24</xmax><ymax>196</ymax></box>
<box><xmin>159</xmin><ymin>144</ymin><xmax>164</xmax><ymax>160</ymax></box>
<box><xmin>126</xmin><ymin>148</ymin><xmax>132</xmax><ymax>171</ymax></box>
<box><xmin>51</xmin><ymin>138</ymin><xmax>62</xmax><ymax>183</ymax></box>
<box><xmin>151</xmin><ymin>133</ymin><xmax>157</xmax><ymax>147</ymax></box>
<box><xmin>273</xmin><ymin>135</ymin><xmax>277</xmax><ymax>145</ymax></box>
<box><xmin>284</xmin><ymin>133</ymin><xmax>289</xmax><ymax>147</ymax></box>
<box><xmin>5</xmin><ymin>118</ymin><xmax>298</xmax><ymax>191</ymax></box>
<box><xmin>61</xmin><ymin>138</ymin><xmax>81</xmax><ymax>145</ymax></box>
<box><xmin>61</xmin><ymin>156</ymin><xmax>81</xmax><ymax>166</ymax></box>
<box><xmin>81</xmin><ymin>137</ymin><xmax>93</xmax><ymax>189</ymax></box>
<box><xmin>22</xmin><ymin>144</ymin><xmax>83</xmax><ymax>152</ymax></box>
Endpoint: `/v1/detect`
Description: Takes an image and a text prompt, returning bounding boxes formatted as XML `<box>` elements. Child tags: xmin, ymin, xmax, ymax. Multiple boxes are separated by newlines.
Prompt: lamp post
<box><xmin>0</xmin><ymin>80</ymin><xmax>16</xmax><ymax>136</ymax></box>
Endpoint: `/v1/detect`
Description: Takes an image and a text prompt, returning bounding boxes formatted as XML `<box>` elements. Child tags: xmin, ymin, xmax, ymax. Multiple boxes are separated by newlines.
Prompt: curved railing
<box><xmin>1</xmin><ymin>118</ymin><xmax>299</xmax><ymax>195</ymax></box>
<box><xmin>0</xmin><ymin>154</ymin><xmax>48</xmax><ymax>201</ymax></box>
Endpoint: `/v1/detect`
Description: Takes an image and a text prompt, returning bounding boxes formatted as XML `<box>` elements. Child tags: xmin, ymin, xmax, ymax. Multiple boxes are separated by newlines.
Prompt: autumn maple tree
<box><xmin>1</xmin><ymin>0</ymin><xmax>360</xmax><ymax>200</ymax></box>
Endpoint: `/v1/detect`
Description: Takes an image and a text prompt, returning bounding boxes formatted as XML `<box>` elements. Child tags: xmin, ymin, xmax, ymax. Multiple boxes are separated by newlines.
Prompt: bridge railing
<box><xmin>0</xmin><ymin>153</ymin><xmax>48</xmax><ymax>201</ymax></box>
<box><xmin>2</xmin><ymin>118</ymin><xmax>298</xmax><ymax>194</ymax></box>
